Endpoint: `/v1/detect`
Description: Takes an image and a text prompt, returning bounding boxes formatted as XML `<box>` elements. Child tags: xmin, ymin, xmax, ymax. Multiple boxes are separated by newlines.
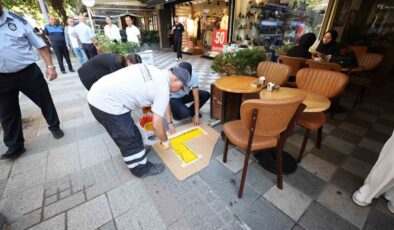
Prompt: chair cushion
<box><xmin>296</xmin><ymin>112</ymin><xmax>326</xmax><ymax>130</ymax></box>
<box><xmin>223</xmin><ymin>120</ymin><xmax>278</xmax><ymax>151</ymax></box>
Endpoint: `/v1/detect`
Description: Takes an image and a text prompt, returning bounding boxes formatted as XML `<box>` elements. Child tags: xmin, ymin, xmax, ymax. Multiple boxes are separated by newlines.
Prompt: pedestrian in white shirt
<box><xmin>353</xmin><ymin>131</ymin><xmax>394</xmax><ymax>213</ymax></box>
<box><xmin>87</xmin><ymin>65</ymin><xmax>191</xmax><ymax>178</ymax></box>
<box><xmin>73</xmin><ymin>15</ymin><xmax>97</xmax><ymax>59</ymax></box>
<box><xmin>104</xmin><ymin>17</ymin><xmax>121</xmax><ymax>42</ymax></box>
<box><xmin>125</xmin><ymin>15</ymin><xmax>140</xmax><ymax>45</ymax></box>
<box><xmin>65</xmin><ymin>18</ymin><xmax>87</xmax><ymax>65</ymax></box>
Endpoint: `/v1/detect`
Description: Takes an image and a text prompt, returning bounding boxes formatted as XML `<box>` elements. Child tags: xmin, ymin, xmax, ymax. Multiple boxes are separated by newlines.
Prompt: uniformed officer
<box><xmin>172</xmin><ymin>16</ymin><xmax>184</xmax><ymax>61</ymax></box>
<box><xmin>0</xmin><ymin>4</ymin><xmax>64</xmax><ymax>159</ymax></box>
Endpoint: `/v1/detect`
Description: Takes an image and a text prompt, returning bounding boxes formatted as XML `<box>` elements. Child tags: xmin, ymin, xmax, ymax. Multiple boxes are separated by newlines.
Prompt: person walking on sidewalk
<box><xmin>353</xmin><ymin>131</ymin><xmax>394</xmax><ymax>213</ymax></box>
<box><xmin>0</xmin><ymin>5</ymin><xmax>64</xmax><ymax>159</ymax></box>
<box><xmin>172</xmin><ymin>16</ymin><xmax>184</xmax><ymax>61</ymax></box>
<box><xmin>65</xmin><ymin>17</ymin><xmax>87</xmax><ymax>65</ymax></box>
<box><xmin>77</xmin><ymin>53</ymin><xmax>142</xmax><ymax>90</ymax></box>
<box><xmin>73</xmin><ymin>15</ymin><xmax>97</xmax><ymax>59</ymax></box>
<box><xmin>87</xmin><ymin>64</ymin><xmax>190</xmax><ymax>177</ymax></box>
<box><xmin>44</xmin><ymin>15</ymin><xmax>75</xmax><ymax>74</ymax></box>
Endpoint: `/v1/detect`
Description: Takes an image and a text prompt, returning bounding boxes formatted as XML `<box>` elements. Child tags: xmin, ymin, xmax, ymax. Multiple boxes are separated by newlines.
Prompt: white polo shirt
<box><xmin>104</xmin><ymin>24</ymin><xmax>121</xmax><ymax>42</ymax></box>
<box><xmin>73</xmin><ymin>22</ymin><xmax>94</xmax><ymax>44</ymax></box>
<box><xmin>126</xmin><ymin>25</ymin><xmax>140</xmax><ymax>44</ymax></box>
<box><xmin>87</xmin><ymin>64</ymin><xmax>170</xmax><ymax>117</ymax></box>
<box><xmin>67</xmin><ymin>26</ymin><xmax>80</xmax><ymax>48</ymax></box>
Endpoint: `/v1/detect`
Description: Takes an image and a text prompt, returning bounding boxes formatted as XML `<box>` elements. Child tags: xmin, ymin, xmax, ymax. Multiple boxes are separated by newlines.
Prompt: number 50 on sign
<box><xmin>211</xmin><ymin>29</ymin><xmax>228</xmax><ymax>53</ymax></box>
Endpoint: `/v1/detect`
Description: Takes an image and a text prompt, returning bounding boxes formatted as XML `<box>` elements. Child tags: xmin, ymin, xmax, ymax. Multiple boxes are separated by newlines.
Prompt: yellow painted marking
<box><xmin>169</xmin><ymin>128</ymin><xmax>204</xmax><ymax>164</ymax></box>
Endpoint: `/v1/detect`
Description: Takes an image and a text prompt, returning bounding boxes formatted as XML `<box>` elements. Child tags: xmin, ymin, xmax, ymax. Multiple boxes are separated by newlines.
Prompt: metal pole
<box><xmin>87</xmin><ymin>7</ymin><xmax>95</xmax><ymax>30</ymax></box>
<box><xmin>37</xmin><ymin>0</ymin><xmax>49</xmax><ymax>24</ymax></box>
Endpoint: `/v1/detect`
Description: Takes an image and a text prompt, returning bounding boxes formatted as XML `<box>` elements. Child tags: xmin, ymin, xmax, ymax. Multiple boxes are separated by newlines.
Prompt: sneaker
<box><xmin>136</xmin><ymin>162</ymin><xmax>165</xmax><ymax>178</ymax></box>
<box><xmin>61</xmin><ymin>70</ymin><xmax>67</xmax><ymax>74</ymax></box>
<box><xmin>1</xmin><ymin>146</ymin><xmax>25</xmax><ymax>160</ymax></box>
<box><xmin>352</xmin><ymin>191</ymin><xmax>370</xmax><ymax>206</ymax></box>
<box><xmin>69</xmin><ymin>69</ymin><xmax>75</xmax><ymax>73</ymax></box>
<box><xmin>176</xmin><ymin>58</ymin><xmax>179</xmax><ymax>61</ymax></box>
<box><xmin>50</xmin><ymin>128</ymin><xmax>64</xmax><ymax>139</ymax></box>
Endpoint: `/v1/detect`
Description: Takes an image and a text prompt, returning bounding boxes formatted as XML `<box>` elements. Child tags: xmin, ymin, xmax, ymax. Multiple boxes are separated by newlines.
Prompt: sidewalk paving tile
<box><xmin>263</xmin><ymin>182</ymin><xmax>312</xmax><ymax>221</ymax></box>
<box><xmin>239</xmin><ymin>197</ymin><xmax>294</xmax><ymax>230</ymax></box>
<box><xmin>67</xmin><ymin>194</ymin><xmax>112</xmax><ymax>230</ymax></box>
<box><xmin>0</xmin><ymin>185</ymin><xmax>44</xmax><ymax>221</ymax></box>
<box><xmin>29</xmin><ymin>213</ymin><xmax>65</xmax><ymax>230</ymax></box>
<box><xmin>317</xmin><ymin>184</ymin><xmax>370</xmax><ymax>229</ymax></box>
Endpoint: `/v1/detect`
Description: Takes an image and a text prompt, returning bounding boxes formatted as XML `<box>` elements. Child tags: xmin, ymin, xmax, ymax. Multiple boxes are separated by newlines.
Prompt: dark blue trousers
<box><xmin>170</xmin><ymin>90</ymin><xmax>210</xmax><ymax>120</ymax></box>
<box><xmin>89</xmin><ymin>105</ymin><xmax>149</xmax><ymax>176</ymax></box>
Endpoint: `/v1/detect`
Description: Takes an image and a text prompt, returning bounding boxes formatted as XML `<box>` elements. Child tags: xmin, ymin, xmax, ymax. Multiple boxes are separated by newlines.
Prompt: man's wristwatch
<box><xmin>46</xmin><ymin>65</ymin><xmax>56</xmax><ymax>69</ymax></box>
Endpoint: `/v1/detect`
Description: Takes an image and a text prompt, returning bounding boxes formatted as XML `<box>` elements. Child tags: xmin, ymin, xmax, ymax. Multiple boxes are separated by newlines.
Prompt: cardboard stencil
<box><xmin>152</xmin><ymin>124</ymin><xmax>220</xmax><ymax>181</ymax></box>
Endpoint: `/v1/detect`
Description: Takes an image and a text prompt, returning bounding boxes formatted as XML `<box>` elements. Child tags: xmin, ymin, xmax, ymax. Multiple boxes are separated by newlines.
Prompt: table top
<box><xmin>215</xmin><ymin>76</ymin><xmax>264</xmax><ymax>93</ymax></box>
<box><xmin>259</xmin><ymin>87</ymin><xmax>331</xmax><ymax>112</ymax></box>
<box><xmin>341</xmin><ymin>66</ymin><xmax>365</xmax><ymax>73</ymax></box>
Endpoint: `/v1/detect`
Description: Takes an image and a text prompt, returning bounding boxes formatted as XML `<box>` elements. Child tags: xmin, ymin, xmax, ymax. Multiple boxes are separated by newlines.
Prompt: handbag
<box><xmin>330</xmin><ymin>52</ymin><xmax>359</xmax><ymax>68</ymax></box>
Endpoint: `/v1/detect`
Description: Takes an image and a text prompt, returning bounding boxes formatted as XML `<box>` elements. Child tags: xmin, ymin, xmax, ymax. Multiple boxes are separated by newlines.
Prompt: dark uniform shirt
<box><xmin>173</xmin><ymin>23</ymin><xmax>184</xmax><ymax>40</ymax></box>
<box><xmin>77</xmin><ymin>53</ymin><xmax>124</xmax><ymax>90</ymax></box>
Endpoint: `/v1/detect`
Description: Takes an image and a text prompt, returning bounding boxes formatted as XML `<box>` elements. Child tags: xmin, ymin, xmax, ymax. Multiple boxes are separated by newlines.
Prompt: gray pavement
<box><xmin>0</xmin><ymin>51</ymin><xmax>394</xmax><ymax>230</ymax></box>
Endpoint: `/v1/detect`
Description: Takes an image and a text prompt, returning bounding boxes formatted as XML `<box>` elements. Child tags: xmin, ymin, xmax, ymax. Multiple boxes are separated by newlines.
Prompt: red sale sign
<box><xmin>211</xmin><ymin>29</ymin><xmax>228</xmax><ymax>53</ymax></box>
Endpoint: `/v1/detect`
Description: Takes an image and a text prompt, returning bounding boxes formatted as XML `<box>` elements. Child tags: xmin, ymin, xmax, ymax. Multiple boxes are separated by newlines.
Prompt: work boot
<box><xmin>133</xmin><ymin>161</ymin><xmax>165</xmax><ymax>178</ymax></box>
<box><xmin>50</xmin><ymin>128</ymin><xmax>64</xmax><ymax>139</ymax></box>
<box><xmin>1</xmin><ymin>146</ymin><xmax>25</xmax><ymax>160</ymax></box>
<box><xmin>145</xmin><ymin>146</ymin><xmax>151</xmax><ymax>154</ymax></box>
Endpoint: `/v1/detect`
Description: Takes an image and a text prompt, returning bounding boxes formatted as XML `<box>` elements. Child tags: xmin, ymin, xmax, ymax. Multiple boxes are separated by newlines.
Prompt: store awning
<box><xmin>146</xmin><ymin>0</ymin><xmax>178</xmax><ymax>7</ymax></box>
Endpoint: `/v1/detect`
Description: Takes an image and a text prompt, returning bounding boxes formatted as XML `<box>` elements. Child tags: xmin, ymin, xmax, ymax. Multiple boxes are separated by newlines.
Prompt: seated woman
<box><xmin>286</xmin><ymin>33</ymin><xmax>316</xmax><ymax>59</ymax></box>
<box><xmin>77</xmin><ymin>53</ymin><xmax>142</xmax><ymax>90</ymax></box>
<box><xmin>315</xmin><ymin>29</ymin><xmax>340</xmax><ymax>58</ymax></box>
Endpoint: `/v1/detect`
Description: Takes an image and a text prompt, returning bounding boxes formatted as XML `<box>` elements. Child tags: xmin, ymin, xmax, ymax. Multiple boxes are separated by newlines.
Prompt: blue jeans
<box><xmin>170</xmin><ymin>90</ymin><xmax>210</xmax><ymax>120</ymax></box>
<box><xmin>72</xmin><ymin>48</ymin><xmax>87</xmax><ymax>65</ymax></box>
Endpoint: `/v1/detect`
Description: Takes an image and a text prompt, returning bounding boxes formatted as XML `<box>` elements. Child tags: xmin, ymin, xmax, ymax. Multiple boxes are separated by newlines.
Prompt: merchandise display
<box><xmin>174</xmin><ymin>0</ymin><xmax>230</xmax><ymax>57</ymax></box>
<box><xmin>233</xmin><ymin>0</ymin><xmax>328</xmax><ymax>53</ymax></box>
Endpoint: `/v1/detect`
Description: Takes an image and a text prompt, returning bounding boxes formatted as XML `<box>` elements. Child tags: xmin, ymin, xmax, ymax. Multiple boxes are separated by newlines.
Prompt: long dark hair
<box><xmin>126</xmin><ymin>53</ymin><xmax>142</xmax><ymax>64</ymax></box>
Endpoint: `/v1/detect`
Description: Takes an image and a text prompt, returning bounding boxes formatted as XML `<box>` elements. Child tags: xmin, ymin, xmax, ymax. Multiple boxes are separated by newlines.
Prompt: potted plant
<box><xmin>95</xmin><ymin>33</ymin><xmax>139</xmax><ymax>56</ymax></box>
<box><xmin>140</xmin><ymin>30</ymin><xmax>160</xmax><ymax>51</ymax></box>
<box><xmin>210</xmin><ymin>48</ymin><xmax>266</xmax><ymax>120</ymax></box>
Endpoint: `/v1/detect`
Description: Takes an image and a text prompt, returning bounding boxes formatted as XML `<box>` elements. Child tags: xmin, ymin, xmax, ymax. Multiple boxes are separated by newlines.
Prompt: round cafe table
<box><xmin>215</xmin><ymin>76</ymin><xmax>264</xmax><ymax>124</ymax></box>
<box><xmin>256</xmin><ymin>87</ymin><xmax>331</xmax><ymax>175</ymax></box>
<box><xmin>259</xmin><ymin>87</ymin><xmax>331</xmax><ymax>112</ymax></box>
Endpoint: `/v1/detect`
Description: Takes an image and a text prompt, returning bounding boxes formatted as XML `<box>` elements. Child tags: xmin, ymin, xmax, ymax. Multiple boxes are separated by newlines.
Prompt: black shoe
<box><xmin>134</xmin><ymin>162</ymin><xmax>165</xmax><ymax>178</ymax></box>
<box><xmin>69</xmin><ymin>69</ymin><xmax>75</xmax><ymax>72</ymax></box>
<box><xmin>145</xmin><ymin>146</ymin><xmax>151</xmax><ymax>154</ymax></box>
<box><xmin>1</xmin><ymin>146</ymin><xmax>25</xmax><ymax>160</ymax></box>
<box><xmin>50</xmin><ymin>128</ymin><xmax>64</xmax><ymax>139</ymax></box>
<box><xmin>61</xmin><ymin>70</ymin><xmax>67</xmax><ymax>74</ymax></box>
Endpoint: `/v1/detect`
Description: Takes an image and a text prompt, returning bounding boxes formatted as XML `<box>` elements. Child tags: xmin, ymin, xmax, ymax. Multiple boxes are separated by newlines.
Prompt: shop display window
<box><xmin>233</xmin><ymin>0</ymin><xmax>329</xmax><ymax>50</ymax></box>
<box><xmin>174</xmin><ymin>0</ymin><xmax>231</xmax><ymax>56</ymax></box>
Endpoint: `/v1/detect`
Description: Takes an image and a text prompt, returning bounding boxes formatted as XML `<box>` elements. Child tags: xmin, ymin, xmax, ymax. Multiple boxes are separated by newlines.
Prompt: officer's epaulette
<box><xmin>8</xmin><ymin>11</ymin><xmax>27</xmax><ymax>25</ymax></box>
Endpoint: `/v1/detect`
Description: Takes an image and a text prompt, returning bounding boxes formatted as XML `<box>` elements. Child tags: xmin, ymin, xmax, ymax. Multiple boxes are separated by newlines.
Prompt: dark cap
<box><xmin>179</xmin><ymin>62</ymin><xmax>192</xmax><ymax>75</ymax></box>
<box><xmin>170</xmin><ymin>67</ymin><xmax>190</xmax><ymax>87</ymax></box>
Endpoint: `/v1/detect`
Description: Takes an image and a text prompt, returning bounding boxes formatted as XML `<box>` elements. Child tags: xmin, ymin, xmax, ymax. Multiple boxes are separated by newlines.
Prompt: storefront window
<box><xmin>140</xmin><ymin>17</ymin><xmax>146</xmax><ymax>30</ymax></box>
<box><xmin>233</xmin><ymin>0</ymin><xmax>329</xmax><ymax>50</ymax></box>
<box><xmin>174</xmin><ymin>0</ymin><xmax>231</xmax><ymax>56</ymax></box>
<box><xmin>153</xmin><ymin>15</ymin><xmax>158</xmax><ymax>30</ymax></box>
